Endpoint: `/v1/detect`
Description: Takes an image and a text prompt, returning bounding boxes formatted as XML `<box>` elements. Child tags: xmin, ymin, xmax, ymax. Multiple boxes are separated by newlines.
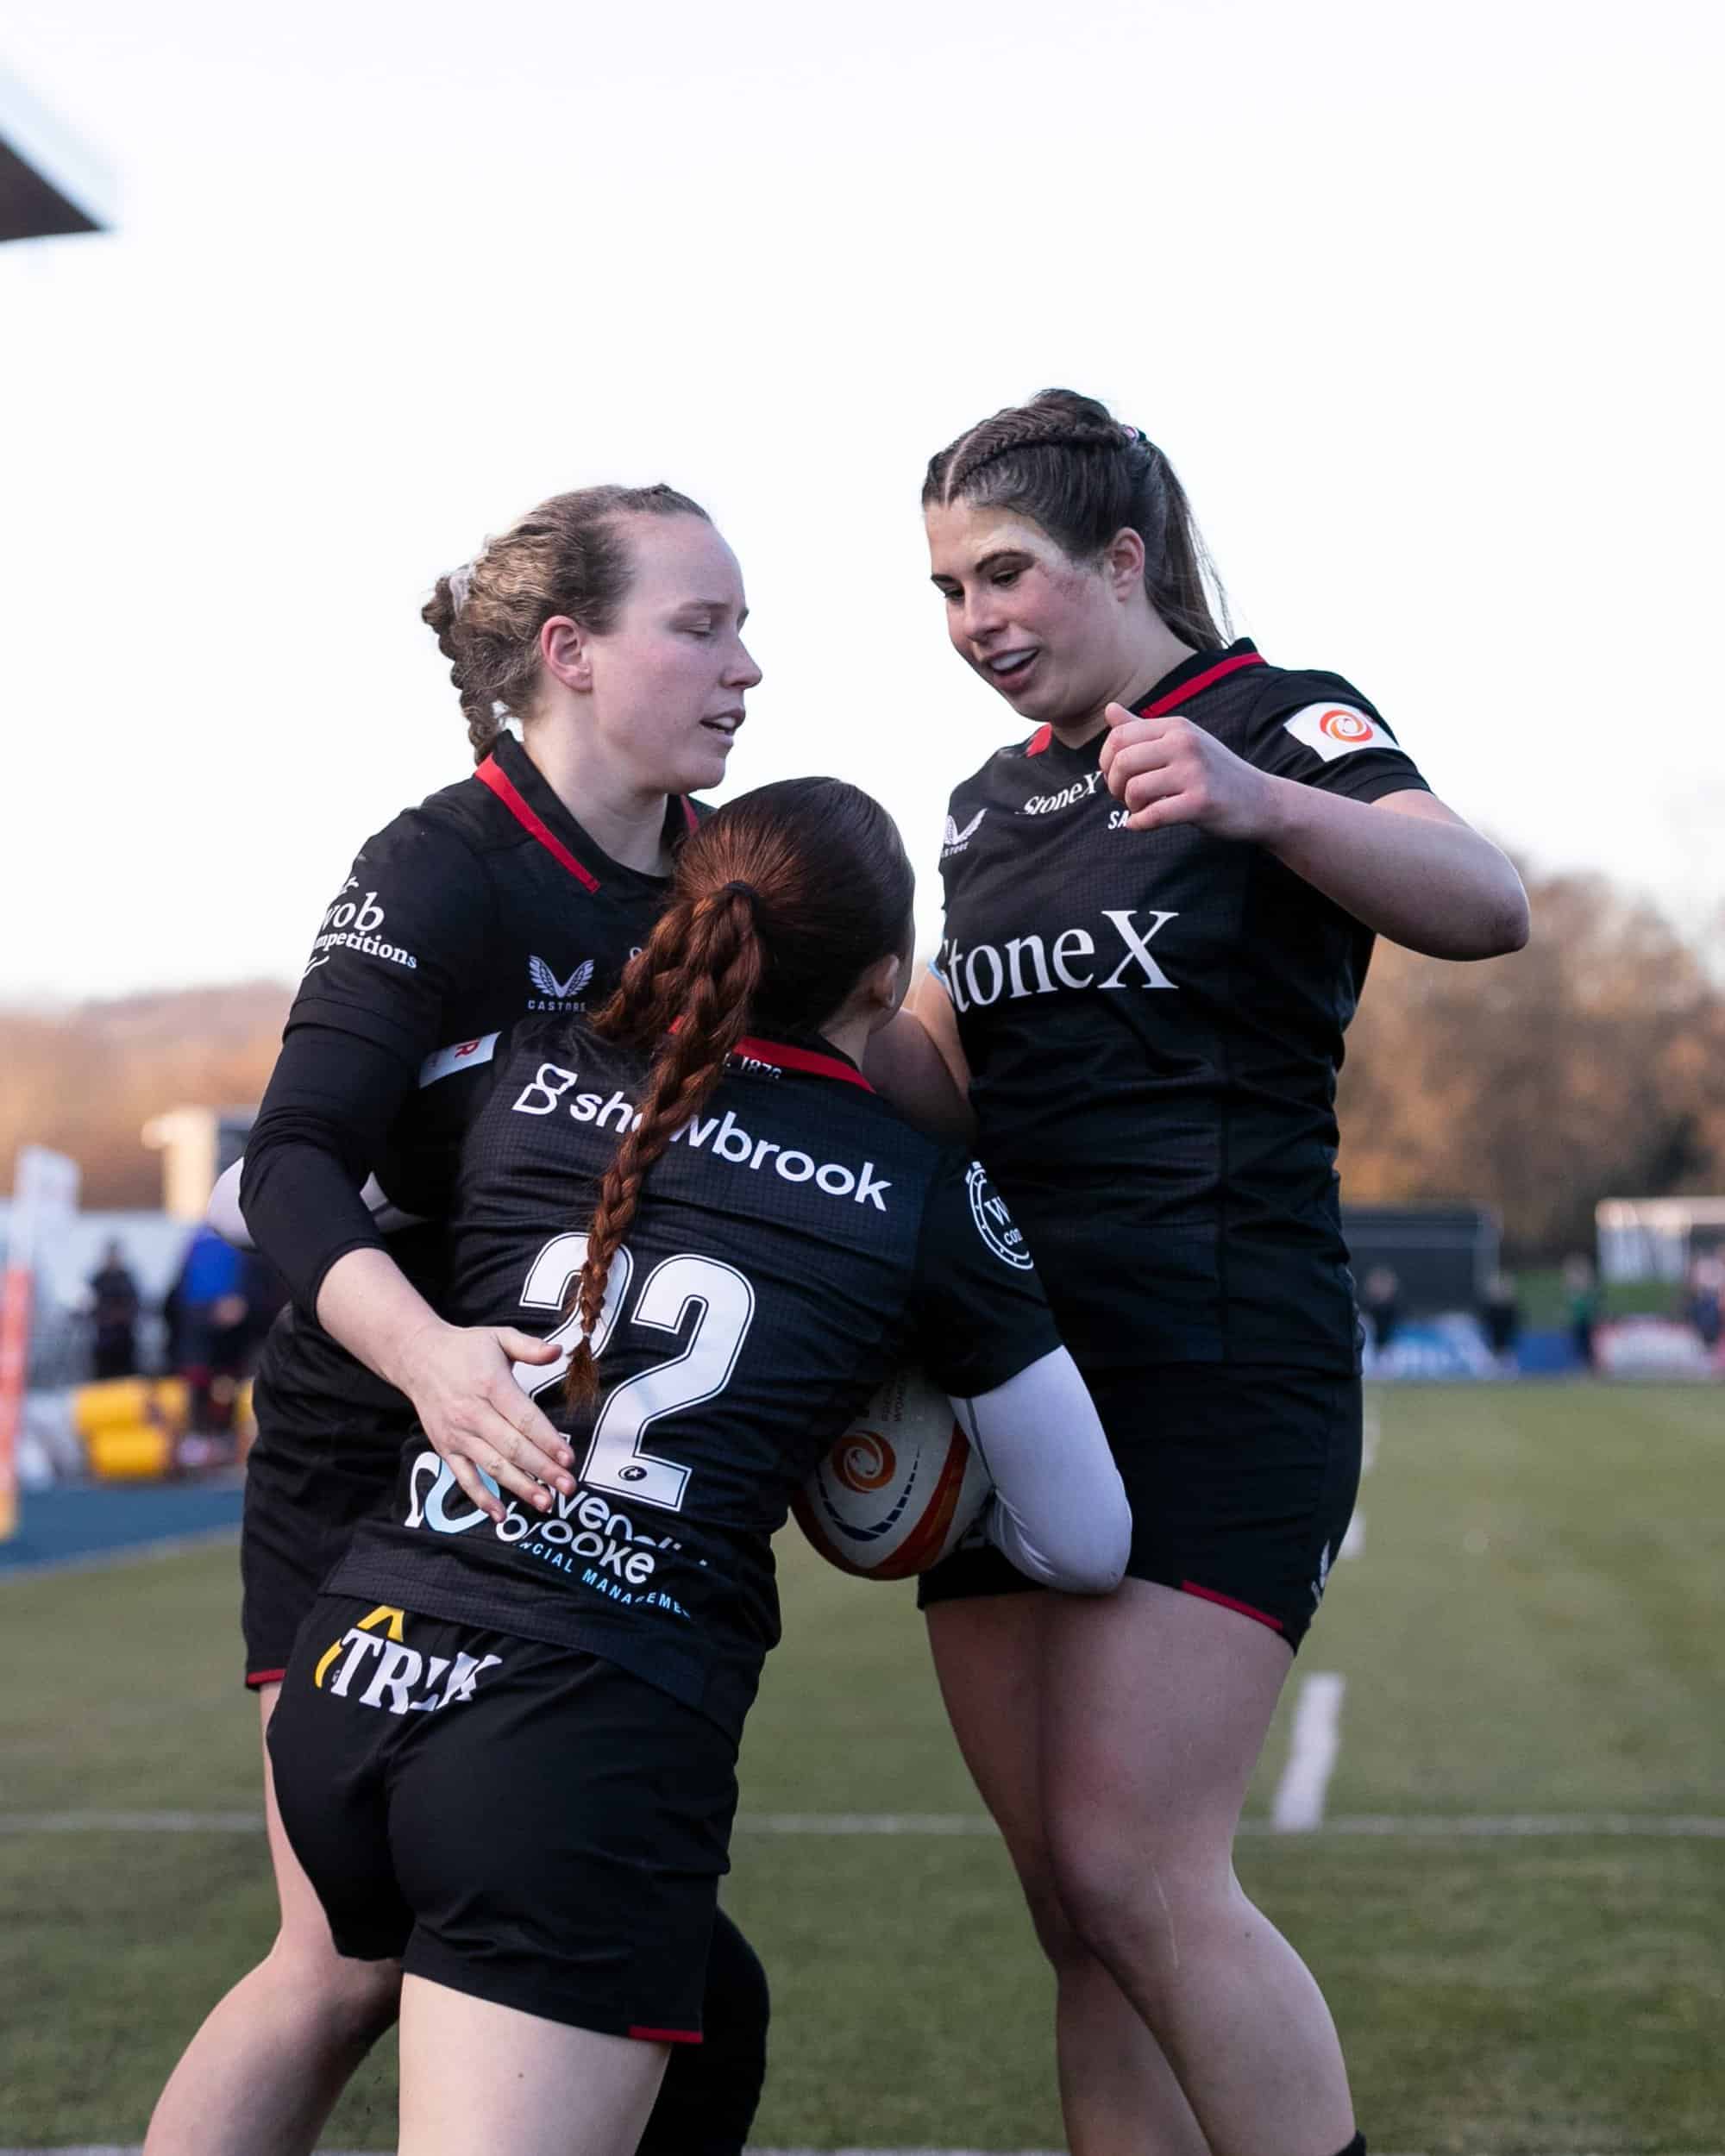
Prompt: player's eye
<box><xmin>991</xmin><ymin>568</ymin><xmax>1021</xmax><ymax>588</ymax></box>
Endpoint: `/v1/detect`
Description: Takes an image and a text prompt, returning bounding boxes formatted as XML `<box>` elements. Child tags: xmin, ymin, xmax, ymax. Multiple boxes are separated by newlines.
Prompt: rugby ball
<box><xmin>792</xmin><ymin>1365</ymin><xmax>991</xmax><ymax>1580</ymax></box>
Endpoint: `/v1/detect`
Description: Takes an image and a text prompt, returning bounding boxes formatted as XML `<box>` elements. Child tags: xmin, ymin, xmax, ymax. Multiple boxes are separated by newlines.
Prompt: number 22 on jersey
<box><xmin>511</xmin><ymin>1232</ymin><xmax>756</xmax><ymax>1513</ymax></box>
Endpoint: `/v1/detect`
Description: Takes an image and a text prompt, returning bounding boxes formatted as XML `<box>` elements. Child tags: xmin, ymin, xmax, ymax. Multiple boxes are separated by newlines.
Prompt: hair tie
<box><xmin>446</xmin><ymin>561</ymin><xmax>476</xmax><ymax>616</ymax></box>
<box><xmin>1119</xmin><ymin>423</ymin><xmax>1150</xmax><ymax>447</ymax></box>
<box><xmin>720</xmin><ymin>879</ymin><xmax>760</xmax><ymax>906</ymax></box>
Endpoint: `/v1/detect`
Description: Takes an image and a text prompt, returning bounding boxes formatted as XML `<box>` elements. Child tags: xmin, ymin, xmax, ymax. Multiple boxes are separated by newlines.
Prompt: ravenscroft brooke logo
<box><xmin>966</xmin><ymin>1162</ymin><xmax>1034</xmax><ymax>1270</ymax></box>
<box><xmin>528</xmin><ymin>955</ymin><xmax>595</xmax><ymax>1008</ymax></box>
<box><xmin>1281</xmin><ymin>704</ymin><xmax>1400</xmax><ymax>765</ymax></box>
<box><xmin>312</xmin><ymin>1603</ymin><xmax>501</xmax><ymax>1714</ymax></box>
<box><xmin>942</xmin><ymin>807</ymin><xmax>986</xmax><ymax>858</ymax></box>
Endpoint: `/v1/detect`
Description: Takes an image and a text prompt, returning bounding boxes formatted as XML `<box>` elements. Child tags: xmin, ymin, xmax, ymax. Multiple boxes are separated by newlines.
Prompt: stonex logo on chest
<box><xmin>511</xmin><ymin>1064</ymin><xmax>893</xmax><ymax>1209</ymax></box>
<box><xmin>940</xmin><ymin>909</ymin><xmax>1179</xmax><ymax>1013</ymax></box>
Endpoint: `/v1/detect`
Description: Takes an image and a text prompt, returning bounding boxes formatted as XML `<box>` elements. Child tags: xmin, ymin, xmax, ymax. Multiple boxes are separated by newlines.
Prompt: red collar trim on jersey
<box><xmin>1138</xmin><ymin>649</ymin><xmax>1266</xmax><ymax>717</ymax></box>
<box><xmin>735</xmin><ymin>1035</ymin><xmax>875</xmax><ymax>1092</ymax></box>
<box><xmin>474</xmin><ymin>755</ymin><xmax>601</xmax><ymax>892</ymax></box>
<box><xmin>681</xmin><ymin>796</ymin><xmax>699</xmax><ymax>835</ymax></box>
<box><xmin>1021</xmin><ymin>649</ymin><xmax>1265</xmax><ymax>755</ymax></box>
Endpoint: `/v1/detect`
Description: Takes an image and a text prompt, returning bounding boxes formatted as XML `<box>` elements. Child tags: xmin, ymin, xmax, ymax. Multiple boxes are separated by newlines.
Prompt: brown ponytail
<box><xmin>422</xmin><ymin>483</ymin><xmax>712</xmax><ymax>764</ymax></box>
<box><xmin>563</xmin><ymin>780</ymin><xmax>913</xmax><ymax>1405</ymax></box>
<box><xmin>923</xmin><ymin>388</ymin><xmax>1229</xmax><ymax>649</ymax></box>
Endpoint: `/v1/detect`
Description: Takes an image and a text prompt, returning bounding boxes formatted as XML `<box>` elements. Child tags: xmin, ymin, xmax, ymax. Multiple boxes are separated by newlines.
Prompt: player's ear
<box><xmin>1104</xmin><ymin>525</ymin><xmax>1145</xmax><ymax>602</ymax></box>
<box><xmin>857</xmin><ymin>950</ymin><xmax>907</xmax><ymax>1026</ymax></box>
<box><xmin>540</xmin><ymin>615</ymin><xmax>595</xmax><ymax>694</ymax></box>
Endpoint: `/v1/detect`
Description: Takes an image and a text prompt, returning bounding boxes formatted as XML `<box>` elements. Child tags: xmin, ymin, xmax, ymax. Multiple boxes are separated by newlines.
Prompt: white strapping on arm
<box><xmin>207</xmin><ymin>1157</ymin><xmax>424</xmax><ymax>1251</ymax></box>
<box><xmin>951</xmin><ymin>1348</ymin><xmax>1130</xmax><ymax>1594</ymax></box>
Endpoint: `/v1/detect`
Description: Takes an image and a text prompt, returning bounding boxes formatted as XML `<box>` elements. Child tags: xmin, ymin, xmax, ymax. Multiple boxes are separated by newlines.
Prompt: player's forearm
<box><xmin>1260</xmin><ymin>783</ymin><xmax>1530</xmax><ymax>959</ymax></box>
<box><xmin>863</xmin><ymin>1009</ymin><xmax>976</xmax><ymax>1143</ymax></box>
<box><xmin>314</xmin><ymin>1245</ymin><xmax>451</xmax><ymax>1396</ymax></box>
<box><xmin>959</xmin><ymin>1350</ymin><xmax>1131</xmax><ymax>1595</ymax></box>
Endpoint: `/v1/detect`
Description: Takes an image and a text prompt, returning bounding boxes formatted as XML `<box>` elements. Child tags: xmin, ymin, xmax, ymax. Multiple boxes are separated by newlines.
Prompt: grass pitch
<box><xmin>3</xmin><ymin>1382</ymin><xmax>1722</xmax><ymax>2152</ymax></box>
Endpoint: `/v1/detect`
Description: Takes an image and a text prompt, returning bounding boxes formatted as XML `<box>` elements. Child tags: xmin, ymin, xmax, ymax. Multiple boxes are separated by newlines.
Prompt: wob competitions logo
<box><xmin>966</xmin><ymin>1162</ymin><xmax>1034</xmax><ymax>1270</ymax></box>
<box><xmin>304</xmin><ymin>876</ymin><xmax>418</xmax><ymax>976</ymax></box>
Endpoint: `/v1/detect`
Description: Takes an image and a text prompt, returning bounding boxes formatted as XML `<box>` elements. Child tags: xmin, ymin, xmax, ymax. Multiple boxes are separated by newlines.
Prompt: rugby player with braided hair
<box><xmin>906</xmin><ymin>388</ymin><xmax>1530</xmax><ymax>2156</ymax></box>
<box><xmin>147</xmin><ymin>483</ymin><xmax>778</xmax><ymax>2156</ymax></box>
<box><xmin>262</xmin><ymin>775</ymin><xmax>1130</xmax><ymax>2156</ymax></box>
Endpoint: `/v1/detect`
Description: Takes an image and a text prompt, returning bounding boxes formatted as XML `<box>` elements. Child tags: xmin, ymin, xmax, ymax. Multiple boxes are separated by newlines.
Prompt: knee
<box><xmin>1047</xmin><ymin>1827</ymin><xmax>1234</xmax><ymax>1993</ymax></box>
<box><xmin>262</xmin><ymin>1934</ymin><xmax>401</xmax><ymax>2049</ymax></box>
<box><xmin>1001</xmin><ymin>1840</ymin><xmax>1100</xmax><ymax>1984</ymax></box>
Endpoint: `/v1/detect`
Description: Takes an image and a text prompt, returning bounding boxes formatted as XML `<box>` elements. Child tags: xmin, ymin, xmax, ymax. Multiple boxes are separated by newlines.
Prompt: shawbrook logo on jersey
<box><xmin>303</xmin><ymin>876</ymin><xmax>418</xmax><ymax>975</ymax></box>
<box><xmin>940</xmin><ymin>908</ymin><xmax>1180</xmax><ymax>1012</ymax></box>
<box><xmin>511</xmin><ymin>1063</ymin><xmax>894</xmax><ymax>1209</ymax></box>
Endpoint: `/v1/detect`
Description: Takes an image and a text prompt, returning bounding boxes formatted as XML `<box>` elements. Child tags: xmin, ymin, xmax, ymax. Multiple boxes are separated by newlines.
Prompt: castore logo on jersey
<box><xmin>528</xmin><ymin>955</ymin><xmax>595</xmax><ymax>1009</ymax></box>
<box><xmin>940</xmin><ymin>908</ymin><xmax>1180</xmax><ymax>1012</ymax></box>
<box><xmin>941</xmin><ymin>807</ymin><xmax>987</xmax><ymax>858</ymax></box>
<box><xmin>510</xmin><ymin>1063</ymin><xmax>894</xmax><ymax>1209</ymax></box>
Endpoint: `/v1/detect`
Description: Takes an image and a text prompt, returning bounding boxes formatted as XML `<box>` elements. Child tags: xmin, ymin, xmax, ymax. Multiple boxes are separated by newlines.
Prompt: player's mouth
<box><xmin>982</xmin><ymin>648</ymin><xmax>1040</xmax><ymax>693</ymax></box>
<box><xmin>700</xmin><ymin>711</ymin><xmax>745</xmax><ymax>743</ymax></box>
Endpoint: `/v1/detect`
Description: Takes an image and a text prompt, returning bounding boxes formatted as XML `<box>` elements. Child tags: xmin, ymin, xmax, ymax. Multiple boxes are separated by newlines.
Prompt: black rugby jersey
<box><xmin>248</xmin><ymin>733</ymin><xmax>702</xmax><ymax>1438</ymax></box>
<box><xmin>936</xmin><ymin>639</ymin><xmax>1429</xmax><ymax>1375</ymax></box>
<box><xmin>332</xmin><ymin>1019</ymin><xmax>1058</xmax><ymax>1738</ymax></box>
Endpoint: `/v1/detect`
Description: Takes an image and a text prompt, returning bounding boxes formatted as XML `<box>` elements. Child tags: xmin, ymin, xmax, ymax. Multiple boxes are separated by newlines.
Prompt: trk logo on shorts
<box><xmin>311</xmin><ymin>1603</ymin><xmax>500</xmax><ymax>1714</ymax></box>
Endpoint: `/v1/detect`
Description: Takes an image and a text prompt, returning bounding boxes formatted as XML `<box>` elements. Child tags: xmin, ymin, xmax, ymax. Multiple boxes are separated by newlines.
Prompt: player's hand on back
<box><xmin>1099</xmin><ymin>705</ymin><xmax>1279</xmax><ymax>840</ymax></box>
<box><xmin>394</xmin><ymin>1319</ymin><xmax>575</xmax><ymax>1524</ymax></box>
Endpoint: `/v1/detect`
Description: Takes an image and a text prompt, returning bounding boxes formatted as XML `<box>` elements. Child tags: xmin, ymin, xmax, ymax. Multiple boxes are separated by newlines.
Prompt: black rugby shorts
<box><xmin>240</xmin><ymin>1370</ymin><xmax>405</xmax><ymax>1686</ymax></box>
<box><xmin>919</xmin><ymin>1363</ymin><xmax>1361</xmax><ymax>1651</ymax></box>
<box><xmin>268</xmin><ymin>1595</ymin><xmax>737</xmax><ymax>2042</ymax></box>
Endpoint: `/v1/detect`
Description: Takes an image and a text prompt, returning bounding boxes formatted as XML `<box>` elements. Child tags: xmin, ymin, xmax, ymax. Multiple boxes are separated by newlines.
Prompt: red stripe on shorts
<box><xmin>246</xmin><ymin>1668</ymin><xmax>288</xmax><ymax>1687</ymax></box>
<box><xmin>630</xmin><ymin>2025</ymin><xmax>703</xmax><ymax>2044</ymax></box>
<box><xmin>1180</xmin><ymin>1581</ymin><xmax>1286</xmax><ymax>1633</ymax></box>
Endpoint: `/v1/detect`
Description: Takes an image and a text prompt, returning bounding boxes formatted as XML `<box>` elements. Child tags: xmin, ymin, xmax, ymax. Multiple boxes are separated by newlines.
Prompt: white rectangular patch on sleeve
<box><xmin>417</xmin><ymin>1031</ymin><xmax>500</xmax><ymax>1087</ymax></box>
<box><xmin>1281</xmin><ymin>703</ymin><xmax>1401</xmax><ymax>762</ymax></box>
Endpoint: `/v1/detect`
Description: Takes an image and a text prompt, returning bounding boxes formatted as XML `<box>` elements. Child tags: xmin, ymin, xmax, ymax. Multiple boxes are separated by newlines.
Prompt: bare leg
<box><xmin>1043</xmin><ymin>1581</ymin><xmax>1356</xmax><ymax>2156</ymax></box>
<box><xmin>142</xmin><ymin>1684</ymin><xmax>400</xmax><ymax>2156</ymax></box>
<box><xmin>926</xmin><ymin>1597</ymin><xmax>1209</xmax><ymax>2156</ymax></box>
<box><xmin>397</xmin><ymin>1974</ymin><xmax>668</xmax><ymax>2156</ymax></box>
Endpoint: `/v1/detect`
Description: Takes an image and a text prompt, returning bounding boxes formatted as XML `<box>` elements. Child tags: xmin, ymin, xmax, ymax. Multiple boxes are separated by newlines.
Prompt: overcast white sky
<box><xmin>2</xmin><ymin>0</ymin><xmax>1720</xmax><ymax>1003</ymax></box>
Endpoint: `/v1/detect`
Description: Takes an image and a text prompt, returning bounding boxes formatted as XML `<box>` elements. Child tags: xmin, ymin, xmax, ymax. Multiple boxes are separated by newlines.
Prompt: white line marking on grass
<box><xmin>1270</xmin><ymin>1671</ymin><xmax>1346</xmax><ymax>1831</ymax></box>
<box><xmin>6</xmin><ymin>1808</ymin><xmax>1725</xmax><ymax>1841</ymax></box>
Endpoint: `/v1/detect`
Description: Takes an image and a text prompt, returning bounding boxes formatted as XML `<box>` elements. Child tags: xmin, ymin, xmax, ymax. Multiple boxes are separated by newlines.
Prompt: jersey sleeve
<box><xmin>372</xmin><ymin>1029</ymin><xmax>512</xmax><ymax>1221</ymax></box>
<box><xmin>910</xmin><ymin>1154</ymin><xmax>1063</xmax><ymax>1397</ymax></box>
<box><xmin>1239</xmin><ymin>672</ymin><xmax>1432</xmax><ymax>805</ymax></box>
<box><xmin>288</xmin><ymin>811</ymin><xmax>492</xmax><ymax>1062</ymax></box>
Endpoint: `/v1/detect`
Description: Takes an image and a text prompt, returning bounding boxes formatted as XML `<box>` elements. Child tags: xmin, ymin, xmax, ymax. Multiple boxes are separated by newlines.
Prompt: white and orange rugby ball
<box><xmin>792</xmin><ymin>1365</ymin><xmax>991</xmax><ymax>1580</ymax></box>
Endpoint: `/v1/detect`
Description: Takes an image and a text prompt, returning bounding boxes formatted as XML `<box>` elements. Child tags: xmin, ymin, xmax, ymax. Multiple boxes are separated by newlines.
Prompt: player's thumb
<box><xmin>495</xmin><ymin>1326</ymin><xmax>561</xmax><ymax>1365</ymax></box>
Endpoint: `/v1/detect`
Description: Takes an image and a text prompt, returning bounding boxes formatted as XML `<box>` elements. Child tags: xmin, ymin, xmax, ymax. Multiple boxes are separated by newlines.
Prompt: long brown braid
<box><xmin>923</xmin><ymin>388</ymin><xmax>1229</xmax><ymax>650</ymax></box>
<box><xmin>421</xmin><ymin>483</ymin><xmax>711</xmax><ymax>762</ymax></box>
<box><xmin>563</xmin><ymin>778</ymin><xmax>914</xmax><ymax>1406</ymax></box>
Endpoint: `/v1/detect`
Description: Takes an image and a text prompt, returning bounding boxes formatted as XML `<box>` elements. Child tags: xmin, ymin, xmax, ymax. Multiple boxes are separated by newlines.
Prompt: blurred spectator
<box><xmin>1684</xmin><ymin>1252</ymin><xmax>1723</xmax><ymax>1356</ymax></box>
<box><xmin>169</xmin><ymin>1222</ymin><xmax>252</xmax><ymax>1439</ymax></box>
<box><xmin>1564</xmin><ymin>1252</ymin><xmax>1601</xmax><ymax>1370</ymax></box>
<box><xmin>1361</xmin><ymin>1265</ymin><xmax>1402</xmax><ymax>1353</ymax></box>
<box><xmin>85</xmin><ymin>1239</ymin><xmax>141</xmax><ymax>1381</ymax></box>
<box><xmin>1479</xmin><ymin>1269</ymin><xmax>1523</xmax><ymax>1370</ymax></box>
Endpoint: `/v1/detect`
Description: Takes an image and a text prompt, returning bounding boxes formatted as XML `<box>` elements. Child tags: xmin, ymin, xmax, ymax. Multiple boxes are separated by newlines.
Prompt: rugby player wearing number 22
<box><xmin>264</xmin><ymin>778</ymin><xmax>1129</xmax><ymax>2156</ymax></box>
<box><xmin>910</xmin><ymin>391</ymin><xmax>1530</xmax><ymax>2156</ymax></box>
